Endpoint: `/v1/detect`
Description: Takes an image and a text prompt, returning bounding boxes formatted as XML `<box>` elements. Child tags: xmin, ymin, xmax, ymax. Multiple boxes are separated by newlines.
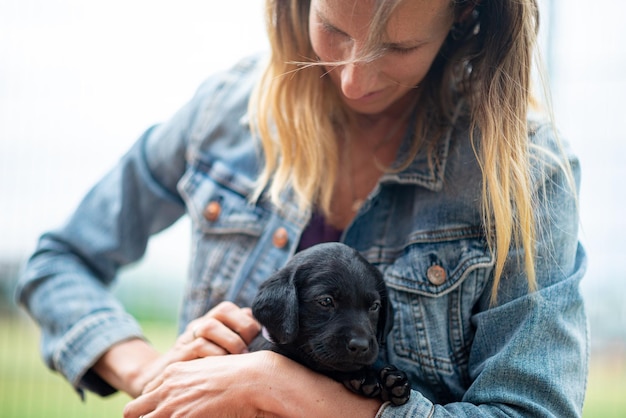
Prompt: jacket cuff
<box><xmin>53</xmin><ymin>311</ymin><xmax>145</xmax><ymax>396</ymax></box>
<box><xmin>376</xmin><ymin>391</ymin><xmax>434</xmax><ymax>418</ymax></box>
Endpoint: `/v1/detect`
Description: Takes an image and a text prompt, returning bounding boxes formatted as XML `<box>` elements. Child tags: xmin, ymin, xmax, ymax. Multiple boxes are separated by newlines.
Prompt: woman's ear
<box><xmin>450</xmin><ymin>1</ymin><xmax>481</xmax><ymax>41</ymax></box>
<box><xmin>456</xmin><ymin>1</ymin><xmax>479</xmax><ymax>24</ymax></box>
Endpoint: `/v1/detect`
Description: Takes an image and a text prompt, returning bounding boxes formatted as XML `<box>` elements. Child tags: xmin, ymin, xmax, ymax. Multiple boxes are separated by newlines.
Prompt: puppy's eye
<box><xmin>370</xmin><ymin>301</ymin><xmax>381</xmax><ymax>312</ymax></box>
<box><xmin>317</xmin><ymin>296</ymin><xmax>335</xmax><ymax>308</ymax></box>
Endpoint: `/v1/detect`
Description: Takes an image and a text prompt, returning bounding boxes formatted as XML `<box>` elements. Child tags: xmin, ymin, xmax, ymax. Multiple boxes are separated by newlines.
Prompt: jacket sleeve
<box><xmin>379</xmin><ymin>127</ymin><xmax>588</xmax><ymax>417</ymax></box>
<box><xmin>14</xmin><ymin>73</ymin><xmax>223</xmax><ymax>396</ymax></box>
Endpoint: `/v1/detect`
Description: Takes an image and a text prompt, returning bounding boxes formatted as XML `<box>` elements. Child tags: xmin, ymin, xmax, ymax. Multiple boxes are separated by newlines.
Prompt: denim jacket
<box><xmin>17</xmin><ymin>55</ymin><xmax>588</xmax><ymax>417</ymax></box>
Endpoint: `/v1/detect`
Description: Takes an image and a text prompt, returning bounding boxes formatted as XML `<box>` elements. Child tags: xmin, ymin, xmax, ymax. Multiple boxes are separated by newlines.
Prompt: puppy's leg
<box><xmin>341</xmin><ymin>365</ymin><xmax>411</xmax><ymax>406</ymax></box>
<box><xmin>342</xmin><ymin>369</ymin><xmax>382</xmax><ymax>400</ymax></box>
<box><xmin>378</xmin><ymin>365</ymin><xmax>411</xmax><ymax>406</ymax></box>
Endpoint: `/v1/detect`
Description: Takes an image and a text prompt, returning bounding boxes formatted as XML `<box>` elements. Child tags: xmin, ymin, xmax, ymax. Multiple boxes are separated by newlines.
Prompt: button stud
<box><xmin>427</xmin><ymin>265</ymin><xmax>446</xmax><ymax>286</ymax></box>
<box><xmin>203</xmin><ymin>201</ymin><xmax>221</xmax><ymax>222</ymax></box>
<box><xmin>272</xmin><ymin>227</ymin><xmax>289</xmax><ymax>248</ymax></box>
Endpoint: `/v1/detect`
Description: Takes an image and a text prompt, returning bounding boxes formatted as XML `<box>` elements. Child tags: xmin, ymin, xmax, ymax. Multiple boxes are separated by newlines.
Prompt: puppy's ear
<box><xmin>251</xmin><ymin>265</ymin><xmax>299</xmax><ymax>345</ymax></box>
<box><xmin>376</xmin><ymin>275</ymin><xmax>394</xmax><ymax>347</ymax></box>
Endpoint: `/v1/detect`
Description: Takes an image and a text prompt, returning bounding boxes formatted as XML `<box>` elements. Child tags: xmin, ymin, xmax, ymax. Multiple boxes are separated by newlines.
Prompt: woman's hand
<box><xmin>94</xmin><ymin>301</ymin><xmax>260</xmax><ymax>398</ymax></box>
<box><xmin>123</xmin><ymin>350</ymin><xmax>382</xmax><ymax>418</ymax></box>
<box><xmin>172</xmin><ymin>301</ymin><xmax>261</xmax><ymax>359</ymax></box>
<box><xmin>123</xmin><ymin>351</ymin><xmax>280</xmax><ymax>418</ymax></box>
<box><xmin>136</xmin><ymin>301</ymin><xmax>262</xmax><ymax>394</ymax></box>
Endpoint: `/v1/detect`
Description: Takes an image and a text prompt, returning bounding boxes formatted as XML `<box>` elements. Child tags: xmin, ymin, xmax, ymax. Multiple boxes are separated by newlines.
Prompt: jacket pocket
<box><xmin>180</xmin><ymin>160</ymin><xmax>266</xmax><ymax>235</ymax></box>
<box><xmin>381</xmin><ymin>230</ymin><xmax>493</xmax><ymax>402</ymax></box>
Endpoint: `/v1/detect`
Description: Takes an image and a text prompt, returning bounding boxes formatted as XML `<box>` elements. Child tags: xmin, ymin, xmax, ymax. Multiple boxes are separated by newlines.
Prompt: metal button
<box><xmin>272</xmin><ymin>227</ymin><xmax>289</xmax><ymax>248</ymax></box>
<box><xmin>426</xmin><ymin>265</ymin><xmax>446</xmax><ymax>286</ymax></box>
<box><xmin>203</xmin><ymin>201</ymin><xmax>221</xmax><ymax>222</ymax></box>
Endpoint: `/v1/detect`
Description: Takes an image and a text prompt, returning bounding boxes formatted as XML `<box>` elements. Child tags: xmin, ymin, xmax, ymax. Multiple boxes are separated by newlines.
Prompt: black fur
<box><xmin>250</xmin><ymin>242</ymin><xmax>410</xmax><ymax>406</ymax></box>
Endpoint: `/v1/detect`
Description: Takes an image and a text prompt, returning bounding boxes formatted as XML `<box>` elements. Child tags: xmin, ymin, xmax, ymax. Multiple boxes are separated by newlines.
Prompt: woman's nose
<box><xmin>339</xmin><ymin>60</ymin><xmax>378</xmax><ymax>100</ymax></box>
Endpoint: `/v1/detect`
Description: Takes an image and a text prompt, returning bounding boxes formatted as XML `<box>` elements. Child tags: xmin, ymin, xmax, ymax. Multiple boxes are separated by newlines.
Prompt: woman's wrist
<box><xmin>92</xmin><ymin>338</ymin><xmax>161</xmax><ymax>398</ymax></box>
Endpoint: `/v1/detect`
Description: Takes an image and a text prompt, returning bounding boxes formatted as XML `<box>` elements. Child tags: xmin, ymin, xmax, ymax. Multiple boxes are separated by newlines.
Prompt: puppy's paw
<box><xmin>343</xmin><ymin>370</ymin><xmax>381</xmax><ymax>399</ymax></box>
<box><xmin>379</xmin><ymin>365</ymin><xmax>411</xmax><ymax>406</ymax></box>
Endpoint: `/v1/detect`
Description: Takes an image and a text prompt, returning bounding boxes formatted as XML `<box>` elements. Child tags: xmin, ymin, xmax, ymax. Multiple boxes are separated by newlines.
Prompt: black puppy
<box><xmin>250</xmin><ymin>242</ymin><xmax>410</xmax><ymax>406</ymax></box>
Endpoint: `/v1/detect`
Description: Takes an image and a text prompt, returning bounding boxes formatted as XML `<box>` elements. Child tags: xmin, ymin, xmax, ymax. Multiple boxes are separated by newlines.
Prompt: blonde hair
<box><xmin>250</xmin><ymin>0</ymin><xmax>574</xmax><ymax>301</ymax></box>
<box><xmin>250</xmin><ymin>1</ymin><xmax>337</xmax><ymax>213</ymax></box>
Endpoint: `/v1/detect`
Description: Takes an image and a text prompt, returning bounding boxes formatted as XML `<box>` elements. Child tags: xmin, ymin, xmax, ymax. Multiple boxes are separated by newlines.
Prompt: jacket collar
<box><xmin>380</xmin><ymin>100</ymin><xmax>465</xmax><ymax>192</ymax></box>
<box><xmin>381</xmin><ymin>125</ymin><xmax>451</xmax><ymax>192</ymax></box>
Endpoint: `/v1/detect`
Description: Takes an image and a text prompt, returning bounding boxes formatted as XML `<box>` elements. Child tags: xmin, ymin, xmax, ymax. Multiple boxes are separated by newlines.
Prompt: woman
<box><xmin>17</xmin><ymin>0</ymin><xmax>588</xmax><ymax>416</ymax></box>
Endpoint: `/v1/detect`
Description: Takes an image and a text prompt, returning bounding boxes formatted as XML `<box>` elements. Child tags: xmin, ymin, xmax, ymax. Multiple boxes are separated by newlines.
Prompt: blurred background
<box><xmin>1</xmin><ymin>0</ymin><xmax>624</xmax><ymax>416</ymax></box>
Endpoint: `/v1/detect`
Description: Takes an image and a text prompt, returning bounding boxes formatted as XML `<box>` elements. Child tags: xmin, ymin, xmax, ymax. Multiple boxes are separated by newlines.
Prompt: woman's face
<box><xmin>309</xmin><ymin>0</ymin><xmax>454</xmax><ymax>116</ymax></box>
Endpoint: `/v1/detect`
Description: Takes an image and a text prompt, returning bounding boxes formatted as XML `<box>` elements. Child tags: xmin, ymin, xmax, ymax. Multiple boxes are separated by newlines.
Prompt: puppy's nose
<box><xmin>347</xmin><ymin>337</ymin><xmax>370</xmax><ymax>354</ymax></box>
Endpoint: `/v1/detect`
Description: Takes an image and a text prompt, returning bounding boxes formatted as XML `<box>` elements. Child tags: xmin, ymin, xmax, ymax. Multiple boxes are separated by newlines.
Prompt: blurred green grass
<box><xmin>0</xmin><ymin>316</ymin><xmax>176</xmax><ymax>418</ymax></box>
<box><xmin>1</xmin><ymin>315</ymin><xmax>625</xmax><ymax>417</ymax></box>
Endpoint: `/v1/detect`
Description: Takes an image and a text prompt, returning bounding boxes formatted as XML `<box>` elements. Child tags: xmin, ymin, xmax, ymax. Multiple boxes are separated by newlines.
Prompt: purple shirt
<box><xmin>297</xmin><ymin>211</ymin><xmax>343</xmax><ymax>252</ymax></box>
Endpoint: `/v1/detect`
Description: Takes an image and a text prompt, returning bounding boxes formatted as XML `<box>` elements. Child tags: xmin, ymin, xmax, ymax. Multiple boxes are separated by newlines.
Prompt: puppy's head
<box><xmin>252</xmin><ymin>242</ymin><xmax>392</xmax><ymax>373</ymax></box>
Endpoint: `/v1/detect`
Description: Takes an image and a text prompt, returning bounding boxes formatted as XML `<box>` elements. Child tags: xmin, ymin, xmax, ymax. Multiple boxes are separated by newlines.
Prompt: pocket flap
<box><xmin>384</xmin><ymin>232</ymin><xmax>493</xmax><ymax>297</ymax></box>
<box><xmin>178</xmin><ymin>160</ymin><xmax>266</xmax><ymax>236</ymax></box>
